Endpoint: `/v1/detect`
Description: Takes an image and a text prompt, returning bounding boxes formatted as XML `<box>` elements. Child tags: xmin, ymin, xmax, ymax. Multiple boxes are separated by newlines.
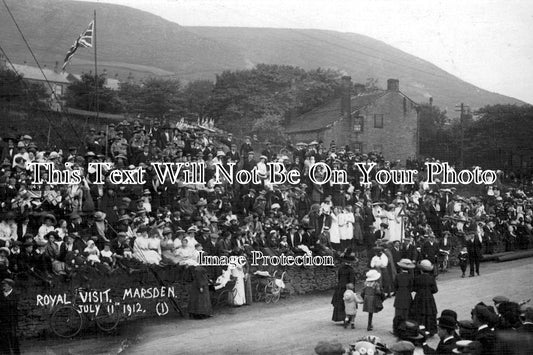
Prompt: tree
<box><xmin>65</xmin><ymin>73</ymin><xmax>123</xmax><ymax>113</ymax></box>
<box><xmin>462</xmin><ymin>104</ymin><xmax>533</xmax><ymax>169</ymax></box>
<box><xmin>117</xmin><ymin>81</ymin><xmax>143</xmax><ymax>115</ymax></box>
<box><xmin>0</xmin><ymin>69</ymin><xmax>48</xmax><ymax>112</ymax></box>
<box><xmin>183</xmin><ymin>80</ymin><xmax>214</xmax><ymax>119</ymax></box>
<box><xmin>251</xmin><ymin>114</ymin><xmax>287</xmax><ymax>145</ymax></box>
<box><xmin>139</xmin><ymin>78</ymin><xmax>184</xmax><ymax>119</ymax></box>
<box><xmin>118</xmin><ymin>77</ymin><xmax>184</xmax><ymax>119</ymax></box>
<box><xmin>209</xmin><ymin>64</ymin><xmax>344</xmax><ymax>135</ymax></box>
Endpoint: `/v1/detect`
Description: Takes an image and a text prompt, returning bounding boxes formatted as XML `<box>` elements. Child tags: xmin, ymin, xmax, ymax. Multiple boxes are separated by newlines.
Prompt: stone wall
<box><xmin>16</xmin><ymin>262</ymin><xmax>367</xmax><ymax>339</ymax></box>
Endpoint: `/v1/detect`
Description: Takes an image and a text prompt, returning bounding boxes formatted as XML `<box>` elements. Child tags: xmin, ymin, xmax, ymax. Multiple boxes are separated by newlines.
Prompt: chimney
<box><xmin>387</xmin><ymin>78</ymin><xmax>399</xmax><ymax>92</ymax></box>
<box><xmin>54</xmin><ymin>61</ymin><xmax>59</xmax><ymax>73</ymax></box>
<box><xmin>429</xmin><ymin>97</ymin><xmax>433</xmax><ymax>106</ymax></box>
<box><xmin>340</xmin><ymin>75</ymin><xmax>352</xmax><ymax>117</ymax></box>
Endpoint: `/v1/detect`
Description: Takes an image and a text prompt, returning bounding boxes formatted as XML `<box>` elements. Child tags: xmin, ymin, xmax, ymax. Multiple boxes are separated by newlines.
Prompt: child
<box><xmin>343</xmin><ymin>283</ymin><xmax>358</xmax><ymax>329</ymax></box>
<box><xmin>100</xmin><ymin>242</ymin><xmax>115</xmax><ymax>267</ymax></box>
<box><xmin>458</xmin><ymin>246</ymin><xmax>468</xmax><ymax>278</ymax></box>
<box><xmin>361</xmin><ymin>269</ymin><xmax>384</xmax><ymax>331</ymax></box>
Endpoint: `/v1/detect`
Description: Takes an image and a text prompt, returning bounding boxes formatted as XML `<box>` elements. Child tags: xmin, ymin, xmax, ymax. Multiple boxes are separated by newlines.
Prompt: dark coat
<box><xmin>331</xmin><ymin>263</ymin><xmax>356</xmax><ymax>321</ymax></box>
<box><xmin>0</xmin><ymin>290</ymin><xmax>20</xmax><ymax>355</ymax></box>
<box><xmin>466</xmin><ymin>236</ymin><xmax>483</xmax><ymax>257</ymax></box>
<box><xmin>187</xmin><ymin>267</ymin><xmax>212</xmax><ymax>316</ymax></box>
<box><xmin>474</xmin><ymin>326</ymin><xmax>496</xmax><ymax>355</ymax></box>
<box><xmin>394</xmin><ymin>271</ymin><xmax>413</xmax><ymax>310</ymax></box>
<box><xmin>421</xmin><ymin>241</ymin><xmax>439</xmax><ymax>263</ymax></box>
<box><xmin>411</xmin><ymin>273</ymin><xmax>438</xmax><ymax>316</ymax></box>
<box><xmin>361</xmin><ymin>283</ymin><xmax>384</xmax><ymax>314</ymax></box>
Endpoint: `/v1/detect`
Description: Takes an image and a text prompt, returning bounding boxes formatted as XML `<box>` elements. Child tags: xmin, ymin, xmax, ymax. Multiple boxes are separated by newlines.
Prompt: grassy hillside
<box><xmin>0</xmin><ymin>0</ymin><xmax>246</xmax><ymax>80</ymax></box>
<box><xmin>187</xmin><ymin>27</ymin><xmax>524</xmax><ymax>111</ymax></box>
<box><xmin>0</xmin><ymin>0</ymin><xmax>525</xmax><ymax>111</ymax></box>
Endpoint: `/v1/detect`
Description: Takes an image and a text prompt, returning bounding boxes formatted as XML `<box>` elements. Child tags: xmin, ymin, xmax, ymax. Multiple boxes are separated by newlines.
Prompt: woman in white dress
<box><xmin>388</xmin><ymin>204</ymin><xmax>402</xmax><ymax>242</ymax></box>
<box><xmin>133</xmin><ymin>227</ymin><xmax>162</xmax><ymax>264</ymax></box>
<box><xmin>229</xmin><ymin>262</ymin><xmax>246</xmax><ymax>306</ymax></box>
<box><xmin>372</xmin><ymin>203</ymin><xmax>383</xmax><ymax>231</ymax></box>
<box><xmin>328</xmin><ymin>207</ymin><xmax>341</xmax><ymax>250</ymax></box>
<box><xmin>339</xmin><ymin>206</ymin><xmax>354</xmax><ymax>250</ymax></box>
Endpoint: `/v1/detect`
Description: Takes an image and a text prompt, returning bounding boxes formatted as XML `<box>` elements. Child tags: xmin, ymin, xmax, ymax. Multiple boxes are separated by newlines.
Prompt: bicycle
<box><xmin>49</xmin><ymin>287</ymin><xmax>121</xmax><ymax>338</ymax></box>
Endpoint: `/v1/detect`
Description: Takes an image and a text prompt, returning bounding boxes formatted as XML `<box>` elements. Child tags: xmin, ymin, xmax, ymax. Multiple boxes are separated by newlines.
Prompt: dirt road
<box><xmin>22</xmin><ymin>258</ymin><xmax>533</xmax><ymax>354</ymax></box>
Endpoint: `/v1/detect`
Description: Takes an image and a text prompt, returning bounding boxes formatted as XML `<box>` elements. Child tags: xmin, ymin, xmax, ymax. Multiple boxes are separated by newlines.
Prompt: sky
<box><xmin>76</xmin><ymin>0</ymin><xmax>533</xmax><ymax>104</ymax></box>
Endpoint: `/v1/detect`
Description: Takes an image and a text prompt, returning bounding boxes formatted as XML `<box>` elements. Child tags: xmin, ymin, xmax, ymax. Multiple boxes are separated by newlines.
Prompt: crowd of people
<box><xmin>1</xmin><ymin>118</ymin><xmax>533</xmax><ymax>352</ymax></box>
<box><xmin>318</xmin><ymin>285</ymin><xmax>533</xmax><ymax>354</ymax></box>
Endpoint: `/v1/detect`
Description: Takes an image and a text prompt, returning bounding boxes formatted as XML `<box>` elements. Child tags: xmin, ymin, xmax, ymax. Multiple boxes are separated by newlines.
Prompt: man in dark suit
<box><xmin>226</xmin><ymin>143</ymin><xmax>240</xmax><ymax>165</ymax></box>
<box><xmin>390</xmin><ymin>240</ymin><xmax>402</xmax><ymax>268</ymax></box>
<box><xmin>422</xmin><ymin>316</ymin><xmax>457</xmax><ymax>354</ymax></box>
<box><xmin>421</xmin><ymin>234</ymin><xmax>439</xmax><ymax>275</ymax></box>
<box><xmin>239</xmin><ymin>136</ymin><xmax>254</xmax><ymax>159</ymax></box>
<box><xmin>0</xmin><ymin>278</ymin><xmax>20</xmax><ymax>355</ymax></box>
<box><xmin>287</xmin><ymin>224</ymin><xmax>302</xmax><ymax>250</ymax></box>
<box><xmin>158</xmin><ymin>125</ymin><xmax>173</xmax><ymax>149</ymax></box>
<box><xmin>374</xmin><ymin>223</ymin><xmax>388</xmax><ymax>242</ymax></box>
<box><xmin>472</xmin><ymin>304</ymin><xmax>497</xmax><ymax>355</ymax></box>
<box><xmin>261</xmin><ymin>141</ymin><xmax>275</xmax><ymax>162</ymax></box>
<box><xmin>242</xmin><ymin>151</ymin><xmax>257</xmax><ymax>172</ymax></box>
<box><xmin>466</xmin><ymin>232</ymin><xmax>483</xmax><ymax>277</ymax></box>
<box><xmin>401</xmin><ymin>237</ymin><xmax>418</xmax><ymax>263</ymax></box>
<box><xmin>203</xmin><ymin>233</ymin><xmax>221</xmax><ymax>257</ymax></box>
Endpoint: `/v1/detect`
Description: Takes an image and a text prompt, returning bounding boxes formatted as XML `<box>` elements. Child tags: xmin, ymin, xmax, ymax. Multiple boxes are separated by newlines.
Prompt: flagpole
<box><xmin>94</xmin><ymin>10</ymin><xmax>98</xmax><ymax>118</ymax></box>
<box><xmin>93</xmin><ymin>9</ymin><xmax>105</xmax><ymax>156</ymax></box>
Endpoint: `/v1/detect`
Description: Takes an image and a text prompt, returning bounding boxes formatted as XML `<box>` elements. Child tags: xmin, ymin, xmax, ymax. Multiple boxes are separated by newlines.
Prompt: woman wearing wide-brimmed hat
<box><xmin>393</xmin><ymin>259</ymin><xmax>415</xmax><ymax>335</ymax></box>
<box><xmin>331</xmin><ymin>252</ymin><xmax>357</xmax><ymax>322</ymax></box>
<box><xmin>361</xmin><ymin>269</ymin><xmax>384</xmax><ymax>331</ymax></box>
<box><xmin>411</xmin><ymin>259</ymin><xmax>439</xmax><ymax>335</ymax></box>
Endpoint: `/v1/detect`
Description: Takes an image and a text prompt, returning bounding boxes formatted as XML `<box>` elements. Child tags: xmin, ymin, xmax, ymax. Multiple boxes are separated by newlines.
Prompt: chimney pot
<box><xmin>387</xmin><ymin>79</ymin><xmax>399</xmax><ymax>92</ymax></box>
<box><xmin>341</xmin><ymin>76</ymin><xmax>353</xmax><ymax>116</ymax></box>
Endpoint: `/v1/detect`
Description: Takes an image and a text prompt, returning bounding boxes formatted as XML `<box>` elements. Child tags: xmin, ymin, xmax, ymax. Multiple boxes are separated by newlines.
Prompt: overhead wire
<box><xmin>2</xmin><ymin>0</ymin><xmax>84</xmax><ymax>144</ymax></box>
<box><xmin>0</xmin><ymin>44</ymin><xmax>70</xmax><ymax>147</ymax></box>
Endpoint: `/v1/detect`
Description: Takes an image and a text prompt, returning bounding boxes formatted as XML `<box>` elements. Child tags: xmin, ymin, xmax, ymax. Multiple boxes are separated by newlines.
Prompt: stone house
<box><xmin>285</xmin><ymin>77</ymin><xmax>419</xmax><ymax>162</ymax></box>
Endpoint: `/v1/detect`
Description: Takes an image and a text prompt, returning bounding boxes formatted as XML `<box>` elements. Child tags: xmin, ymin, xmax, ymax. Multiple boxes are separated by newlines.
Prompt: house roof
<box><xmin>285</xmin><ymin>91</ymin><xmax>387</xmax><ymax>133</ymax></box>
<box><xmin>12</xmin><ymin>64</ymin><xmax>72</xmax><ymax>84</ymax></box>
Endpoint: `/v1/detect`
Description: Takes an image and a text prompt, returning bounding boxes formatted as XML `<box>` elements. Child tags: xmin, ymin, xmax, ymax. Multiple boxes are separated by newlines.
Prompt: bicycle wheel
<box><xmin>254</xmin><ymin>283</ymin><xmax>263</xmax><ymax>302</ymax></box>
<box><xmin>217</xmin><ymin>290</ymin><xmax>230</xmax><ymax>307</ymax></box>
<box><xmin>50</xmin><ymin>305</ymin><xmax>83</xmax><ymax>338</ymax></box>
<box><xmin>95</xmin><ymin>305</ymin><xmax>120</xmax><ymax>333</ymax></box>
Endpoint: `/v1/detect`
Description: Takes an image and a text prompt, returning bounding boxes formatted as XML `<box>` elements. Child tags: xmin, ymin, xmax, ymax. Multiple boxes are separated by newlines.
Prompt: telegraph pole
<box><xmin>455</xmin><ymin>103</ymin><xmax>469</xmax><ymax>169</ymax></box>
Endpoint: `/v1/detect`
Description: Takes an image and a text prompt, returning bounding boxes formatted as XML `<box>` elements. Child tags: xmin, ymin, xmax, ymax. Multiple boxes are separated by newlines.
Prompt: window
<box><xmin>373</xmin><ymin>144</ymin><xmax>383</xmax><ymax>153</ymax></box>
<box><xmin>353</xmin><ymin>142</ymin><xmax>362</xmax><ymax>153</ymax></box>
<box><xmin>353</xmin><ymin>116</ymin><xmax>364</xmax><ymax>132</ymax></box>
<box><xmin>374</xmin><ymin>114</ymin><xmax>384</xmax><ymax>128</ymax></box>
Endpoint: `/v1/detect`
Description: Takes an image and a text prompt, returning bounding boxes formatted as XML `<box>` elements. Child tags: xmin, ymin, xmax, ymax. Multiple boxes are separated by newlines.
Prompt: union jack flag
<box><xmin>62</xmin><ymin>21</ymin><xmax>94</xmax><ymax>71</ymax></box>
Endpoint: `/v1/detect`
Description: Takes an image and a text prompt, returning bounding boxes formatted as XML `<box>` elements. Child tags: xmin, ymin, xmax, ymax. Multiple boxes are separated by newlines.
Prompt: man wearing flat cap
<box><xmin>0</xmin><ymin>278</ymin><xmax>19</xmax><ymax>354</ymax></box>
<box><xmin>240</xmin><ymin>136</ymin><xmax>253</xmax><ymax>158</ymax></box>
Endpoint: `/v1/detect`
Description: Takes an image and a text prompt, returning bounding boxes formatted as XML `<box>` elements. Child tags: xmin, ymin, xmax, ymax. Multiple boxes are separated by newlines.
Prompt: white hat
<box><xmin>365</xmin><ymin>269</ymin><xmax>381</xmax><ymax>282</ymax></box>
<box><xmin>418</xmin><ymin>259</ymin><xmax>434</xmax><ymax>272</ymax></box>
